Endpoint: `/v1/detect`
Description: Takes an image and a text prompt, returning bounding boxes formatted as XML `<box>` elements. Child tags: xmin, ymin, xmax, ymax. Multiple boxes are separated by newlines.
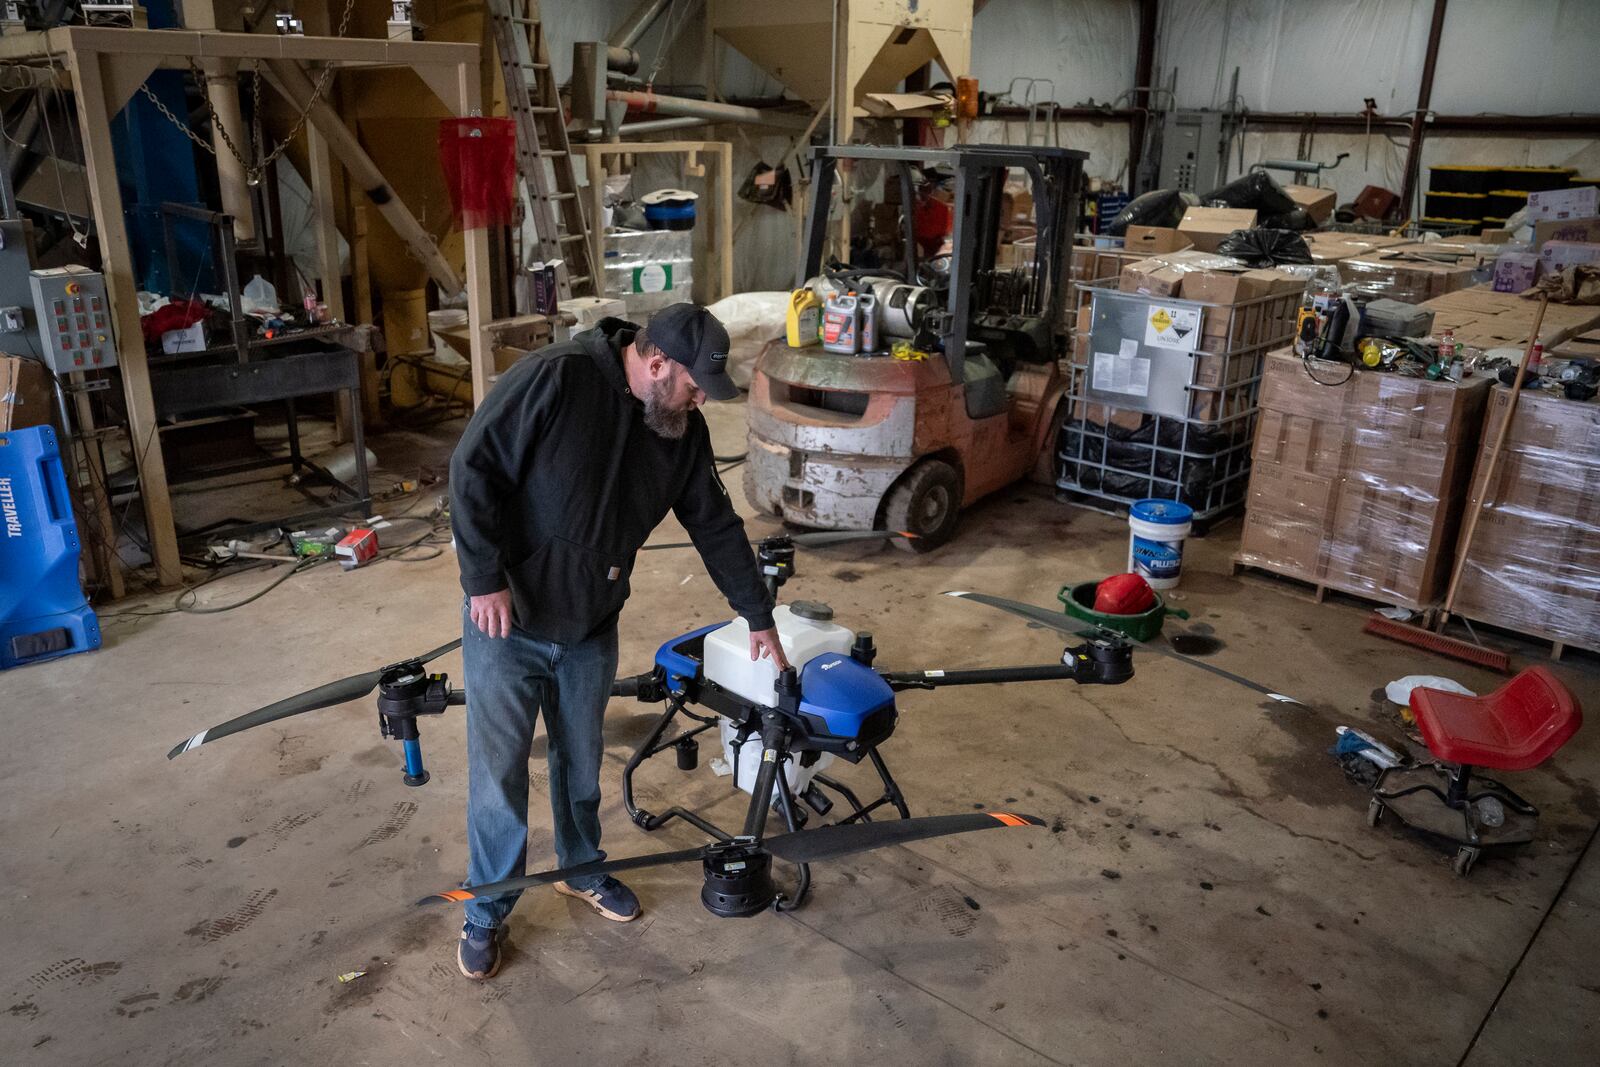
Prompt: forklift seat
<box><xmin>1409</xmin><ymin>667</ymin><xmax>1582</xmax><ymax>771</ymax></box>
<box><xmin>963</xmin><ymin>353</ymin><xmax>1010</xmax><ymax>420</ymax></box>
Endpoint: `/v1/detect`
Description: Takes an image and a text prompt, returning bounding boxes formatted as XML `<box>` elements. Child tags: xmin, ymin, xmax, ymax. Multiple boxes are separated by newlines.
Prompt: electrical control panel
<box><xmin>28</xmin><ymin>266</ymin><xmax>116</xmax><ymax>374</ymax></box>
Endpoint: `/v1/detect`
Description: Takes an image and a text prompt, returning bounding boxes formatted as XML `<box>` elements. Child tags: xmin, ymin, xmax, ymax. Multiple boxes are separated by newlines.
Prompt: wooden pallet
<box><xmin>1231</xmin><ymin>559</ymin><xmax>1440</xmax><ymax>629</ymax></box>
<box><xmin>1436</xmin><ymin>611</ymin><xmax>1600</xmax><ymax>663</ymax></box>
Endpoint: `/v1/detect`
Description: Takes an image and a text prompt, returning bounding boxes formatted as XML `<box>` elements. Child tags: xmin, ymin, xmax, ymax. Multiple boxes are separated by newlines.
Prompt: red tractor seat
<box><xmin>1409</xmin><ymin>667</ymin><xmax>1582</xmax><ymax>771</ymax></box>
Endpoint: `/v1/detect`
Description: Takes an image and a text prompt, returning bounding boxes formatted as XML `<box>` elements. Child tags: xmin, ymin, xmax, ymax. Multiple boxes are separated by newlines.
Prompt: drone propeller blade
<box><xmin>764</xmin><ymin>811</ymin><xmax>1044</xmax><ymax>865</ymax></box>
<box><xmin>641</xmin><ymin>529</ymin><xmax>911</xmax><ymax>552</ymax></box>
<box><xmin>167</xmin><ymin>669</ymin><xmax>384</xmax><ymax>760</ymax></box>
<box><xmin>411</xmin><ymin>637</ymin><xmax>463</xmax><ymax>667</ymax></box>
<box><xmin>167</xmin><ymin>638</ymin><xmax>465</xmax><ymax>760</ymax></box>
<box><xmin>943</xmin><ymin>590</ymin><xmax>1303</xmax><ymax>707</ymax></box>
<box><xmin>418</xmin><ymin>846</ymin><xmax>711</xmax><ymax>906</ymax></box>
<box><xmin>787</xmin><ymin>529</ymin><xmax>913</xmax><ymax>548</ymax></box>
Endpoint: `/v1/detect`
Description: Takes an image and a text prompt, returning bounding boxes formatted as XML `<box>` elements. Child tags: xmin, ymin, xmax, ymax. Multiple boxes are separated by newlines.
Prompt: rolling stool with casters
<box><xmin>1368</xmin><ymin>667</ymin><xmax>1582</xmax><ymax>876</ymax></box>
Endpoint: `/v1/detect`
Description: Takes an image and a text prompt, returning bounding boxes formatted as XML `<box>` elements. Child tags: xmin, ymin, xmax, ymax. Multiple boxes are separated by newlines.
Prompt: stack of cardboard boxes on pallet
<box><xmin>1238</xmin><ymin>352</ymin><xmax>1491</xmax><ymax>611</ymax></box>
<box><xmin>1450</xmin><ymin>387</ymin><xmax>1600</xmax><ymax>654</ymax></box>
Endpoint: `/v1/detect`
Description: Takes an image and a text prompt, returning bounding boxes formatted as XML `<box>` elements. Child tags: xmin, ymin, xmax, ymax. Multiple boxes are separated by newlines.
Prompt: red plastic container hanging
<box><xmin>438</xmin><ymin>117</ymin><xmax>517</xmax><ymax>228</ymax></box>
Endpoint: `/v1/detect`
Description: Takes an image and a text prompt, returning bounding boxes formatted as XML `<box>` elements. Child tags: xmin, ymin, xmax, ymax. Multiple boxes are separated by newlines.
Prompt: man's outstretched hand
<box><xmin>749</xmin><ymin>627</ymin><xmax>790</xmax><ymax>671</ymax></box>
<box><xmin>469</xmin><ymin>589</ymin><xmax>513</xmax><ymax>639</ymax></box>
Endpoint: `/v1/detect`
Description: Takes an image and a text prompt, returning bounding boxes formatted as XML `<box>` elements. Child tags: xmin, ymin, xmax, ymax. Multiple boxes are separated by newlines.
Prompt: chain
<box><xmin>135</xmin><ymin>0</ymin><xmax>355</xmax><ymax>186</ymax></box>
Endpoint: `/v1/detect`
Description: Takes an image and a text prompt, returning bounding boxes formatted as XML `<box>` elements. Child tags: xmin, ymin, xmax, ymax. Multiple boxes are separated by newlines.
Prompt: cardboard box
<box><xmin>1121</xmin><ymin>226</ymin><xmax>1193</xmax><ymax>255</ymax></box>
<box><xmin>1177</xmin><ymin>207</ymin><xmax>1257</xmax><ymax>253</ymax></box>
<box><xmin>1302</xmin><ymin>232</ymin><xmax>1414</xmax><ymax>264</ymax></box>
<box><xmin>1535</xmin><ymin>216</ymin><xmax>1600</xmax><ymax>249</ymax></box>
<box><xmin>0</xmin><ymin>353</ymin><xmax>56</xmax><ymax>432</ymax></box>
<box><xmin>161</xmin><ymin>321</ymin><xmax>207</xmax><ymax>354</ymax></box>
<box><xmin>1421</xmin><ymin>283</ymin><xmax>1600</xmax><ymax>349</ymax></box>
<box><xmin>1116</xmin><ymin>249</ymin><xmax>1243</xmax><ymax>297</ymax></box>
<box><xmin>1283</xmin><ymin>184</ymin><xmax>1337</xmax><ymax>224</ymax></box>
<box><xmin>1343</xmin><ymin>254</ymin><xmax>1475</xmax><ymax>303</ymax></box>
<box><xmin>1492</xmin><ymin>251</ymin><xmax>1540</xmax><ymax>293</ymax></box>
<box><xmin>1526</xmin><ymin>186</ymin><xmax>1599</xmax><ymax>222</ymax></box>
<box><xmin>1540</xmin><ymin>240</ymin><xmax>1600</xmax><ymax>275</ymax></box>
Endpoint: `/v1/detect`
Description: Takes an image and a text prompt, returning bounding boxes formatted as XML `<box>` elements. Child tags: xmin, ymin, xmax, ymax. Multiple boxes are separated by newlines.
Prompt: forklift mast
<box><xmin>796</xmin><ymin>144</ymin><xmax>1088</xmax><ymax>382</ymax></box>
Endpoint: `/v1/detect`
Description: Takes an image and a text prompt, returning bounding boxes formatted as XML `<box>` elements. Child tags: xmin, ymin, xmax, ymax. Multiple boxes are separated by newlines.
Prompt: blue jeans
<box><xmin>462</xmin><ymin>603</ymin><xmax>619</xmax><ymax>930</ymax></box>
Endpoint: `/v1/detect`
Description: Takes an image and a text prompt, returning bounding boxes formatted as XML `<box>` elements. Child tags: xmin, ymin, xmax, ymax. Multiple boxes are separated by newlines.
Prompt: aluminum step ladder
<box><xmin>487</xmin><ymin>0</ymin><xmax>596</xmax><ymax>299</ymax></box>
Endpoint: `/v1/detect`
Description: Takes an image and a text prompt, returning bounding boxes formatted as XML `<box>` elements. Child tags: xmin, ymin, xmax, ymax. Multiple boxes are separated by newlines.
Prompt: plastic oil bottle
<box><xmin>786</xmin><ymin>288</ymin><xmax>822</xmax><ymax>347</ymax></box>
<box><xmin>822</xmin><ymin>291</ymin><xmax>861</xmax><ymax>354</ymax></box>
<box><xmin>857</xmin><ymin>292</ymin><xmax>879</xmax><ymax>354</ymax></box>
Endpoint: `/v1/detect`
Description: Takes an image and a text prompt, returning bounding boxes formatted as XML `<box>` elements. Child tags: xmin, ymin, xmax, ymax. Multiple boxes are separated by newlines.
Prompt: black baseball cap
<box><xmin>643</xmin><ymin>303</ymin><xmax>738</xmax><ymax>401</ymax></box>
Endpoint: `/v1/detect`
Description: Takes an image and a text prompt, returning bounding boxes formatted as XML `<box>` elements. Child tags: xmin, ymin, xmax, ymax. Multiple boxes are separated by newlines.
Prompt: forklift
<box><xmin>744</xmin><ymin>144</ymin><xmax>1087</xmax><ymax>549</ymax></box>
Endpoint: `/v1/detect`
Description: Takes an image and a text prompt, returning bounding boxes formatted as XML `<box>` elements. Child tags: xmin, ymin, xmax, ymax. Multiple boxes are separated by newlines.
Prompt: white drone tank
<box><xmin>703</xmin><ymin>601</ymin><xmax>853</xmax><ymax>799</ymax></box>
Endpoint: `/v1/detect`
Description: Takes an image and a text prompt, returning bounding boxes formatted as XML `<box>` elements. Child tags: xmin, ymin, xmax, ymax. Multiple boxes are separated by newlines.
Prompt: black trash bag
<box><xmin>1055</xmin><ymin>413</ymin><xmax>1240</xmax><ymax>509</ymax></box>
<box><xmin>1200</xmin><ymin>171</ymin><xmax>1295</xmax><ymax>215</ymax></box>
<box><xmin>1259</xmin><ymin>208</ymin><xmax>1316</xmax><ymax>232</ymax></box>
<box><xmin>738</xmin><ymin>161</ymin><xmax>793</xmax><ymax>210</ymax></box>
<box><xmin>1105</xmin><ymin>188</ymin><xmax>1194</xmax><ymax>236</ymax></box>
<box><xmin>1215</xmin><ymin>228</ymin><xmax>1313</xmax><ymax>267</ymax></box>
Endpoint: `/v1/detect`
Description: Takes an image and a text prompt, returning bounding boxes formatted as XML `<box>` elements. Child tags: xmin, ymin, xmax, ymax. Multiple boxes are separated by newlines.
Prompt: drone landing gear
<box><xmin>621</xmin><ymin>693</ymin><xmax>910</xmax><ymax>914</ymax></box>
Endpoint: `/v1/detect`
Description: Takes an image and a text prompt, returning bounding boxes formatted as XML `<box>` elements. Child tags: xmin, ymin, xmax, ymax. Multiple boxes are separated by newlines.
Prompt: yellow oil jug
<box><xmin>786</xmin><ymin>288</ymin><xmax>822</xmax><ymax>347</ymax></box>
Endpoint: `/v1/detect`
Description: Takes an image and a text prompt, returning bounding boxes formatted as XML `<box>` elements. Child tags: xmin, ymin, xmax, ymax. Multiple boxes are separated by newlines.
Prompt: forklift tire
<box><xmin>884</xmin><ymin>459</ymin><xmax>961</xmax><ymax>552</ymax></box>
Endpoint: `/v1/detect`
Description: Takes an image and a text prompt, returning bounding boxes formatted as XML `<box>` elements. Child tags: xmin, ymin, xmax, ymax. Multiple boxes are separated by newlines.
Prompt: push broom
<box><xmin>1361</xmin><ymin>294</ymin><xmax>1552</xmax><ymax>672</ymax></box>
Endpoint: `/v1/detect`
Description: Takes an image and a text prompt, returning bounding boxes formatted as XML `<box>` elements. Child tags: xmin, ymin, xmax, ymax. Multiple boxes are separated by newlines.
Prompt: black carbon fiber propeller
<box><xmin>943</xmin><ymin>590</ymin><xmax>1304</xmax><ymax>706</ymax></box>
<box><xmin>167</xmin><ymin>638</ymin><xmax>462</xmax><ymax>759</ymax></box>
<box><xmin>419</xmin><ymin>810</ymin><xmax>1043</xmax><ymax>906</ymax></box>
<box><xmin>643</xmin><ymin>529</ymin><xmax>910</xmax><ymax>551</ymax></box>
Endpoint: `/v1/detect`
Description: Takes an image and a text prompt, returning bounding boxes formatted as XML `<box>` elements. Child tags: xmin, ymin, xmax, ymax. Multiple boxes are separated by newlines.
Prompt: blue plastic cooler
<box><xmin>0</xmin><ymin>424</ymin><xmax>101</xmax><ymax>670</ymax></box>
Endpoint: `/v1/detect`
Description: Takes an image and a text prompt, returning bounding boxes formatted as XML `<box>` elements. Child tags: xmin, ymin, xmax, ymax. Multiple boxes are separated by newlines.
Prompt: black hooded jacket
<box><xmin>449</xmin><ymin>318</ymin><xmax>774</xmax><ymax>644</ymax></box>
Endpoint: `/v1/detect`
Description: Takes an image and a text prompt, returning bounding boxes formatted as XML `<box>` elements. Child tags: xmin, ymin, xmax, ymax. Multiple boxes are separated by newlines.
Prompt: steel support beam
<box><xmin>1128</xmin><ymin>0</ymin><xmax>1158</xmax><ymax>191</ymax></box>
<box><xmin>1399</xmin><ymin>0</ymin><xmax>1449</xmax><ymax>219</ymax></box>
<box><xmin>609</xmin><ymin>0</ymin><xmax>675</xmax><ymax>50</ymax></box>
<box><xmin>263</xmin><ymin>59</ymin><xmax>463</xmax><ymax>296</ymax></box>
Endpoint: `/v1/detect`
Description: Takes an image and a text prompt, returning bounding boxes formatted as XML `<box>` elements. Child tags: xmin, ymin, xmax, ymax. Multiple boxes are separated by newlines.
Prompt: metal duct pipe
<box><xmin>605</xmin><ymin>46</ymin><xmax>641</xmax><ymax>75</ymax></box>
<box><xmin>606</xmin><ymin>89</ymin><xmax>812</xmax><ymax>130</ymax></box>
<box><xmin>263</xmin><ymin>59</ymin><xmax>463</xmax><ymax>296</ymax></box>
<box><xmin>572</xmin><ymin>117</ymin><xmax>708</xmax><ymax>141</ymax></box>
<box><xmin>621</xmin><ymin>117</ymin><xmax>708</xmax><ymax>135</ymax></box>
<box><xmin>609</xmin><ymin>0</ymin><xmax>674</xmax><ymax>50</ymax></box>
<box><xmin>202</xmin><ymin>62</ymin><xmax>255</xmax><ymax>242</ymax></box>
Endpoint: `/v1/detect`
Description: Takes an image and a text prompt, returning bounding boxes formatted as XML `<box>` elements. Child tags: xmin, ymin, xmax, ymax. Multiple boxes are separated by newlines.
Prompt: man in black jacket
<box><xmin>448</xmin><ymin>303</ymin><xmax>787</xmax><ymax>980</ymax></box>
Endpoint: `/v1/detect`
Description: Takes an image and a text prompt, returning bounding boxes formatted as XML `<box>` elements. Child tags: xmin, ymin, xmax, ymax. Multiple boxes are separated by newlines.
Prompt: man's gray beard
<box><xmin>642</xmin><ymin>377</ymin><xmax>689</xmax><ymax>439</ymax></box>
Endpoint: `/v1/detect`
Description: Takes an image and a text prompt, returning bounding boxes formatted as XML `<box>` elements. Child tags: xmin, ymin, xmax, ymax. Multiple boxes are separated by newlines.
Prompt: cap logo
<box><xmin>710</xmin><ymin>351</ymin><xmax>727</xmax><ymax>365</ymax></box>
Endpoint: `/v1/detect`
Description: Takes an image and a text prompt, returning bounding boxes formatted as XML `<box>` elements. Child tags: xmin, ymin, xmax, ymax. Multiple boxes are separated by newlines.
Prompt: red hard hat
<box><xmin>1094</xmin><ymin>573</ymin><xmax>1156</xmax><ymax>615</ymax></box>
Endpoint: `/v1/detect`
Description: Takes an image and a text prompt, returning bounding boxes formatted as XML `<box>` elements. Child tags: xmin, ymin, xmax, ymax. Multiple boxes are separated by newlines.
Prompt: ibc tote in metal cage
<box><xmin>1056</xmin><ymin>277</ymin><xmax>1302</xmax><ymax>523</ymax></box>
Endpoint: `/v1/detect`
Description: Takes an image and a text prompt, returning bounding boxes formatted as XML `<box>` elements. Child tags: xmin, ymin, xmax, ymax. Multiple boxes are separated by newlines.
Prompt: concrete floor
<box><xmin>3</xmin><ymin>399</ymin><xmax>1598</xmax><ymax>1066</ymax></box>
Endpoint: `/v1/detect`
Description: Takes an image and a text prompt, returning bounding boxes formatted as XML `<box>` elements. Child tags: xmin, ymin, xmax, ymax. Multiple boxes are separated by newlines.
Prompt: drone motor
<box><xmin>700</xmin><ymin>839</ymin><xmax>777</xmax><ymax>918</ymax></box>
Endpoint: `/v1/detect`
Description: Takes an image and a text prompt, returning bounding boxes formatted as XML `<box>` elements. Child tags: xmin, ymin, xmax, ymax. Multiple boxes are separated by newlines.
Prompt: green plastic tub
<box><xmin>1059</xmin><ymin>581</ymin><xmax>1188</xmax><ymax>642</ymax></box>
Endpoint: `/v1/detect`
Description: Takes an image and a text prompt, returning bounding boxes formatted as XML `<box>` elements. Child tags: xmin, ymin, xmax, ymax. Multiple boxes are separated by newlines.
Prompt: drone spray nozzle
<box><xmin>757</xmin><ymin>535</ymin><xmax>797</xmax><ymax>595</ymax></box>
<box><xmin>374</xmin><ymin>662</ymin><xmax>464</xmax><ymax>787</ymax></box>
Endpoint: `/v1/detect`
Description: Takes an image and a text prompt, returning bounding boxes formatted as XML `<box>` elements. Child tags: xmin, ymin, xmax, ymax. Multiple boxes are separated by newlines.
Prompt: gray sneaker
<box><xmin>457</xmin><ymin>921</ymin><xmax>503</xmax><ymax>980</ymax></box>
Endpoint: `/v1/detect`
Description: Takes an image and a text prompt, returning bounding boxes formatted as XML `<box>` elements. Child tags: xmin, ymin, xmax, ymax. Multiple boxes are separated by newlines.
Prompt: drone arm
<box><xmin>880</xmin><ymin>641</ymin><xmax>1134</xmax><ymax>691</ymax></box>
<box><xmin>881</xmin><ymin>663</ymin><xmax>1086</xmax><ymax>690</ymax></box>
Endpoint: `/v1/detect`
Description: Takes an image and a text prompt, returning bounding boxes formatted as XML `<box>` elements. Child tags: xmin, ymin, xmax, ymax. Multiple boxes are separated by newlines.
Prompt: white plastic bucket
<box><xmin>1128</xmin><ymin>498</ymin><xmax>1194</xmax><ymax>590</ymax></box>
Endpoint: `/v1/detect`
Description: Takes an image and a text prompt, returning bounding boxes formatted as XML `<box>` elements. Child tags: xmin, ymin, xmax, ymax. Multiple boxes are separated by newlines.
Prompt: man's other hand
<box><xmin>748</xmin><ymin>627</ymin><xmax>790</xmax><ymax>671</ymax></box>
<box><xmin>469</xmin><ymin>589</ymin><xmax>513</xmax><ymax>639</ymax></box>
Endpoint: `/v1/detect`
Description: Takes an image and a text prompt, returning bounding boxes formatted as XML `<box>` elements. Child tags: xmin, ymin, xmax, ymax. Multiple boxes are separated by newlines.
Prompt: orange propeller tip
<box><xmin>419</xmin><ymin>889</ymin><xmax>475</xmax><ymax>906</ymax></box>
<box><xmin>987</xmin><ymin>812</ymin><xmax>1042</xmax><ymax>828</ymax></box>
